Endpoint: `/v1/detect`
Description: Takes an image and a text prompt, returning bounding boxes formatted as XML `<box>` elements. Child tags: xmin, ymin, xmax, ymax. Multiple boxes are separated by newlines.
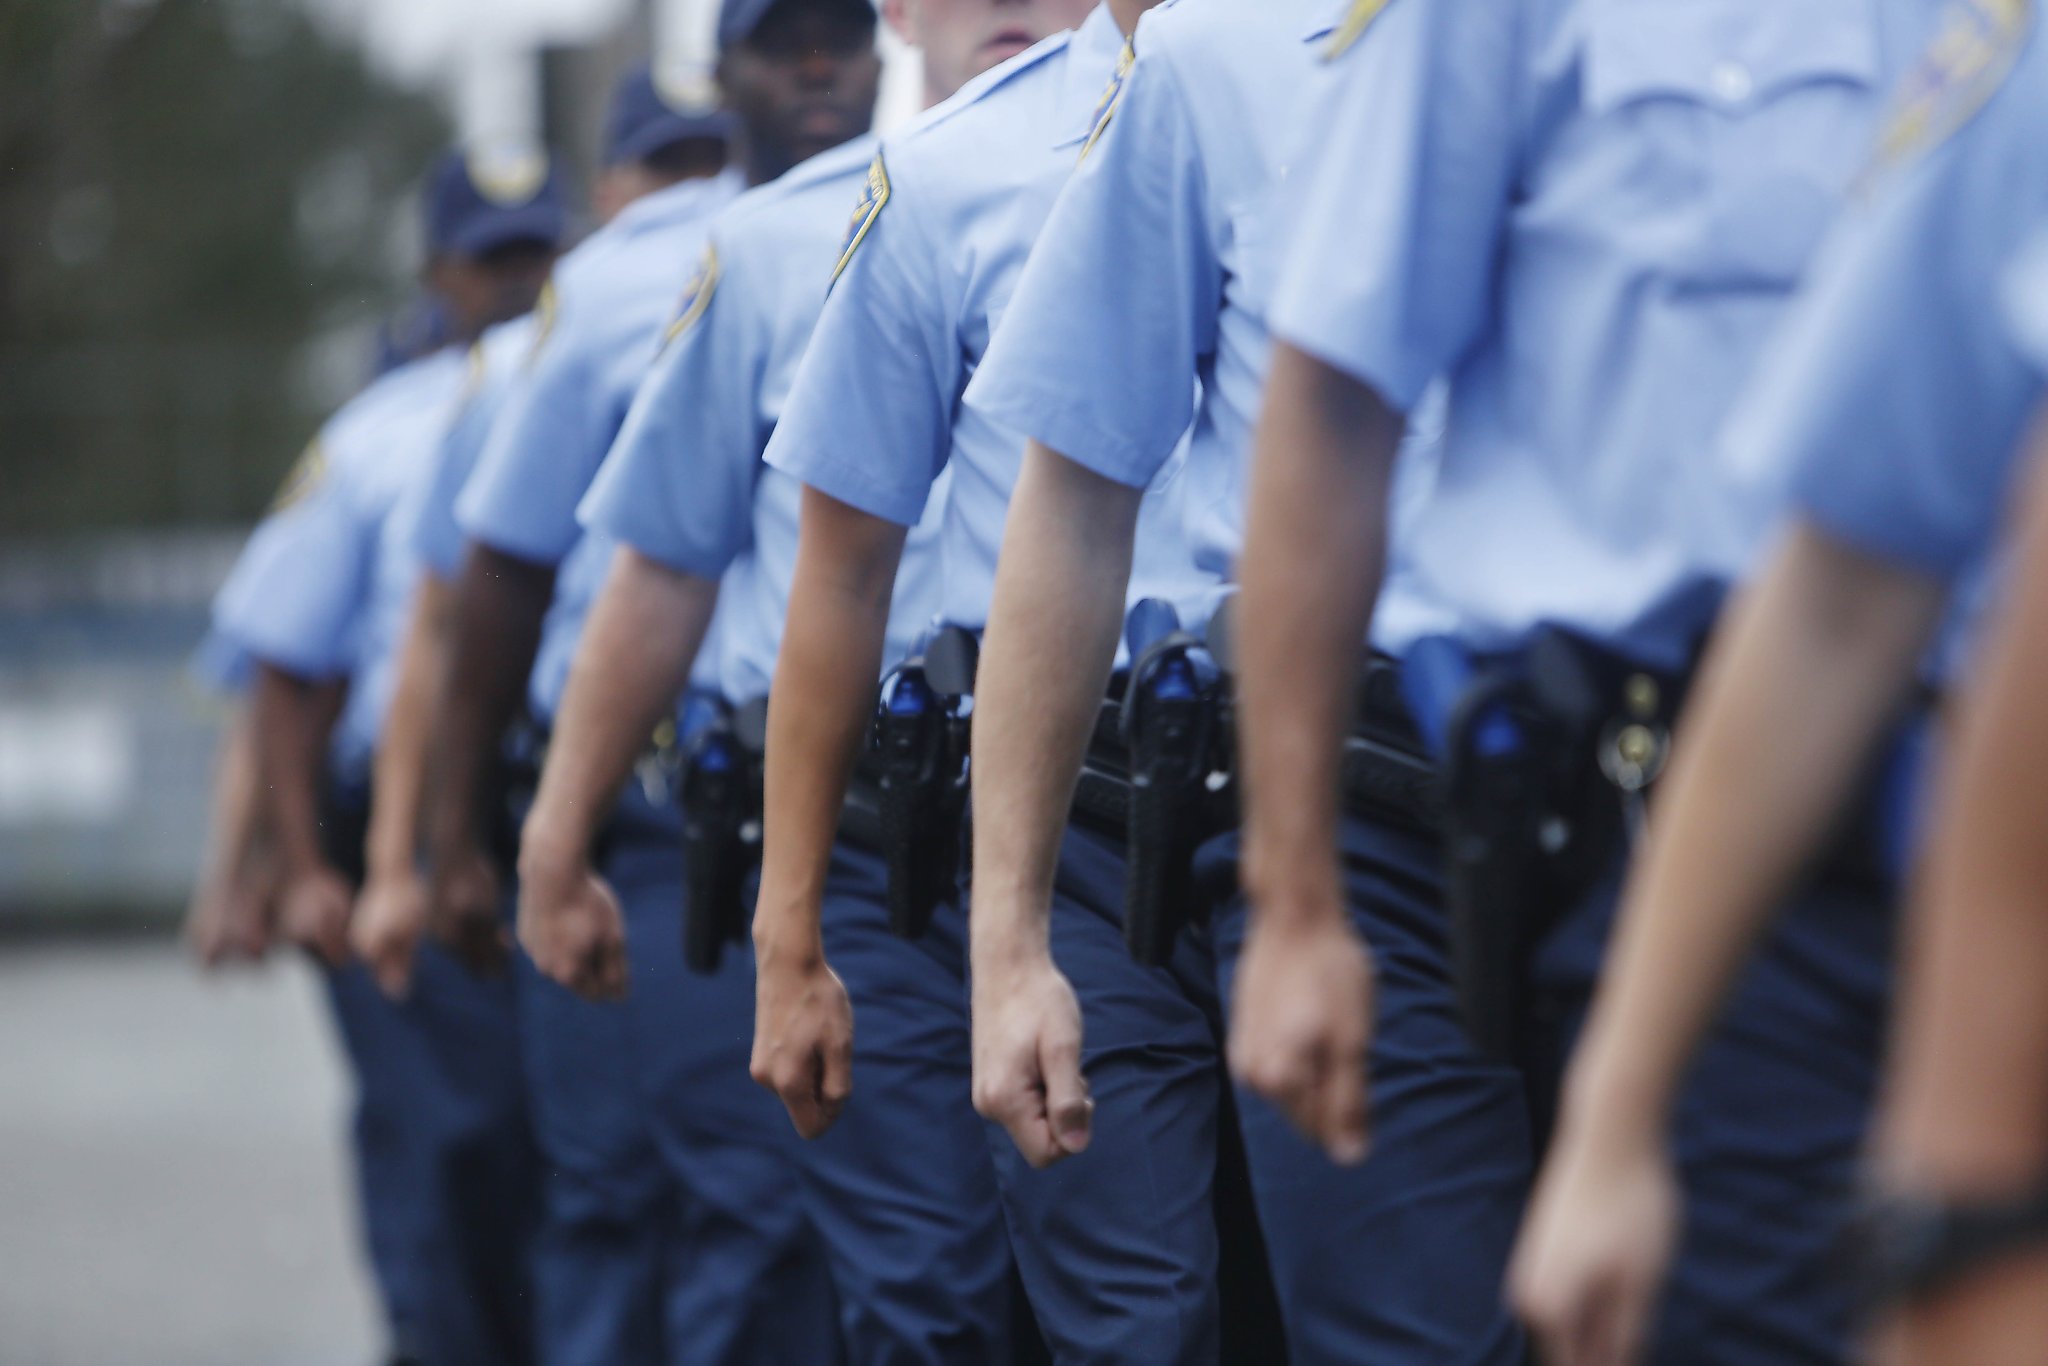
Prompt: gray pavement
<box><xmin>0</xmin><ymin>942</ymin><xmax>381</xmax><ymax>1366</ymax></box>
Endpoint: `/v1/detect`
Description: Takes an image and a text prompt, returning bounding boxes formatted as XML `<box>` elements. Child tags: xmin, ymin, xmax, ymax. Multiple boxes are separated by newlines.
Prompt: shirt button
<box><xmin>1710</xmin><ymin>60</ymin><xmax>1754</xmax><ymax>103</ymax></box>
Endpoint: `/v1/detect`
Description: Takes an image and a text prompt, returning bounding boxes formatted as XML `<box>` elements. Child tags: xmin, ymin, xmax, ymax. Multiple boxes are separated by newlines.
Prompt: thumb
<box><xmin>1320</xmin><ymin>1037</ymin><xmax>1371</xmax><ymax>1166</ymax></box>
<box><xmin>1040</xmin><ymin>1030</ymin><xmax>1093</xmax><ymax>1157</ymax></box>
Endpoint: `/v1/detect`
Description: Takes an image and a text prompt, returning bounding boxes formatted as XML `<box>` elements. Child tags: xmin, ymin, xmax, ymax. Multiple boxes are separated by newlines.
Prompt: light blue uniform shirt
<box><xmin>582</xmin><ymin>137</ymin><xmax>948</xmax><ymax>705</ymax></box>
<box><xmin>2008</xmin><ymin>227</ymin><xmax>2048</xmax><ymax>375</ymax></box>
<box><xmin>211</xmin><ymin>348</ymin><xmax>471</xmax><ymax>775</ymax></box>
<box><xmin>964</xmin><ymin>0</ymin><xmax>1441</xmax><ymax>643</ymax></box>
<box><xmin>1723</xmin><ymin>16</ymin><xmax>2048</xmax><ymax>683</ymax></box>
<box><xmin>765</xmin><ymin>5</ymin><xmax>1203</xmax><ymax>644</ymax></box>
<box><xmin>412</xmin><ymin>315</ymin><xmax>538</xmax><ymax>580</ymax></box>
<box><xmin>457</xmin><ymin>171</ymin><xmax>744</xmax><ymax>720</ymax></box>
<box><xmin>1273</xmin><ymin>0</ymin><xmax>1939</xmax><ymax>672</ymax></box>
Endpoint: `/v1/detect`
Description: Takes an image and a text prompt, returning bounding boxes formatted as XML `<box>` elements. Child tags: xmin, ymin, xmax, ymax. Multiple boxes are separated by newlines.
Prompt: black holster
<box><xmin>680</xmin><ymin>705</ymin><xmax>764</xmax><ymax>974</ymax></box>
<box><xmin>1434</xmin><ymin>627</ymin><xmax>1688</xmax><ymax>1068</ymax></box>
<box><xmin>873</xmin><ymin>631</ymin><xmax>977</xmax><ymax>940</ymax></box>
<box><xmin>1120</xmin><ymin>633</ymin><xmax>1231</xmax><ymax>966</ymax></box>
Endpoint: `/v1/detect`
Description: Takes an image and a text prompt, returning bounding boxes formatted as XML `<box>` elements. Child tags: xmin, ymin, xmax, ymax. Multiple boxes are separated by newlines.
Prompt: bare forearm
<box><xmin>1883</xmin><ymin>451</ymin><xmax>2048</xmax><ymax>1193</ymax></box>
<box><xmin>367</xmin><ymin>579</ymin><xmax>450</xmax><ymax>877</ymax></box>
<box><xmin>199</xmin><ymin>703</ymin><xmax>267</xmax><ymax>887</ymax></box>
<box><xmin>1573</xmin><ymin>526</ymin><xmax>1943</xmax><ymax>1130</ymax></box>
<box><xmin>1237</xmin><ymin>345</ymin><xmax>1402</xmax><ymax>922</ymax></box>
<box><xmin>252</xmin><ymin>664</ymin><xmax>341</xmax><ymax>878</ymax></box>
<box><xmin>757</xmin><ymin>490</ymin><xmax>906</xmax><ymax>958</ymax></box>
<box><xmin>433</xmin><ymin>543</ymin><xmax>554</xmax><ymax>854</ymax></box>
<box><xmin>523</xmin><ymin>548</ymin><xmax>717</xmax><ymax>868</ymax></box>
<box><xmin>972</xmin><ymin>444</ymin><xmax>1138</xmax><ymax>960</ymax></box>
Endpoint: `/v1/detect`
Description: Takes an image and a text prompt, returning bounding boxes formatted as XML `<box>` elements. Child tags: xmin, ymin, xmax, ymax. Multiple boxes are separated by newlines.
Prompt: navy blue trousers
<box><xmin>975</xmin><ymin>820</ymin><xmax>1279</xmax><ymax>1365</ymax></box>
<box><xmin>790</xmin><ymin>836</ymin><xmax>1024</xmax><ymax>1364</ymax></box>
<box><xmin>1534</xmin><ymin>857</ymin><xmax>1894</xmax><ymax>1363</ymax></box>
<box><xmin>1209</xmin><ymin>815</ymin><xmax>1531</xmax><ymax>1364</ymax></box>
<box><xmin>514</xmin><ymin>780</ymin><xmax>842</xmax><ymax>1365</ymax></box>
<box><xmin>321</xmin><ymin>777</ymin><xmax>538</xmax><ymax>1366</ymax></box>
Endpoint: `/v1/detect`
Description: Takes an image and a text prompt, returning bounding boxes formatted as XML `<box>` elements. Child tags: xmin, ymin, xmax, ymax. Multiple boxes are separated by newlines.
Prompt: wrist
<box><xmin>517</xmin><ymin>796</ymin><xmax>594</xmax><ymax>880</ymax></box>
<box><xmin>751</xmin><ymin>877</ymin><xmax>825</xmax><ymax>965</ymax></box>
<box><xmin>969</xmin><ymin>901</ymin><xmax>1054</xmax><ymax>979</ymax></box>
<box><xmin>1557</xmin><ymin>1039</ymin><xmax>1672</xmax><ymax>1156</ymax></box>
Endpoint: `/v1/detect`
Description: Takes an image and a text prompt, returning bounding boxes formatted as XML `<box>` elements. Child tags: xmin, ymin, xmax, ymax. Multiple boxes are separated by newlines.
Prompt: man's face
<box><xmin>721</xmin><ymin>2</ymin><xmax>883</xmax><ymax>175</ymax></box>
<box><xmin>428</xmin><ymin>240</ymin><xmax>556</xmax><ymax>340</ymax></box>
<box><xmin>897</xmin><ymin>0</ymin><xmax>1093</xmax><ymax>95</ymax></box>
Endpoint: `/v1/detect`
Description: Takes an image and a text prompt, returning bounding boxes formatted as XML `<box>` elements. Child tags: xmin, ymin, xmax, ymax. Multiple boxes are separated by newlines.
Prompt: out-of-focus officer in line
<box><xmin>549</xmin><ymin>3</ymin><xmax>1088</xmax><ymax>1359</ymax></box>
<box><xmin>207</xmin><ymin>147</ymin><xmax>566</xmax><ymax>1366</ymax></box>
<box><xmin>1871</xmin><ymin>244</ymin><xmax>2048</xmax><ymax>1360</ymax></box>
<box><xmin>186</xmin><ymin>296</ymin><xmax>453</xmax><ymax>972</ymax></box>
<box><xmin>1504</xmin><ymin>11</ymin><xmax>2048</xmax><ymax>1363</ymax></box>
<box><xmin>957</xmin><ymin>0</ymin><xmax>1527</xmax><ymax>1359</ymax></box>
<box><xmin>1226</xmin><ymin>0</ymin><xmax>1947</xmax><ymax>1358</ymax></box>
<box><xmin>421</xmin><ymin>5</ymin><xmax>878</xmax><ymax>1360</ymax></box>
<box><xmin>752</xmin><ymin>0</ymin><xmax>1300</xmax><ymax>1359</ymax></box>
<box><xmin>350</xmin><ymin>66</ymin><xmax>741</xmax><ymax>1366</ymax></box>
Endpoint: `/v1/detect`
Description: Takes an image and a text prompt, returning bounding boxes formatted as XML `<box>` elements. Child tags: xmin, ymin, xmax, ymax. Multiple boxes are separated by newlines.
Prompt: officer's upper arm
<box><xmin>765</xmin><ymin>155</ymin><xmax>960</xmax><ymax>528</ymax></box>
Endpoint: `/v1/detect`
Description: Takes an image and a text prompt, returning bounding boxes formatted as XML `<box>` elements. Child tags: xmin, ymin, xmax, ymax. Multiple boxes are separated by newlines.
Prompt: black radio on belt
<box><xmin>873</xmin><ymin>629</ymin><xmax>977</xmax><ymax>940</ymax></box>
<box><xmin>679</xmin><ymin>699</ymin><xmax>767</xmax><ymax>974</ymax></box>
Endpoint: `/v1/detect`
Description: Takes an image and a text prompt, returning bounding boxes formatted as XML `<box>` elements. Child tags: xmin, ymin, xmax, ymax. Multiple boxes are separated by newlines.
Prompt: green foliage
<box><xmin>0</xmin><ymin>0</ymin><xmax>448</xmax><ymax>532</ymax></box>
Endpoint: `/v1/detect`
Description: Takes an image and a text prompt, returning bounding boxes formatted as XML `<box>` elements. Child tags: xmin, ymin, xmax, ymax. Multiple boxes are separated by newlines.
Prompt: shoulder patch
<box><xmin>1079</xmin><ymin>37</ymin><xmax>1138</xmax><ymax>164</ymax></box>
<box><xmin>832</xmin><ymin>153</ymin><xmax>892</xmax><ymax>286</ymax></box>
<box><xmin>664</xmin><ymin>243</ymin><xmax>723</xmax><ymax>346</ymax></box>
<box><xmin>1325</xmin><ymin>0</ymin><xmax>1394</xmax><ymax>60</ymax></box>
<box><xmin>525</xmin><ymin>280</ymin><xmax>559</xmax><ymax>368</ymax></box>
<box><xmin>270</xmin><ymin>437</ymin><xmax>328</xmax><ymax>513</ymax></box>
<box><xmin>1868</xmin><ymin>0</ymin><xmax>2032</xmax><ymax>176</ymax></box>
<box><xmin>460</xmin><ymin>340</ymin><xmax>490</xmax><ymax>400</ymax></box>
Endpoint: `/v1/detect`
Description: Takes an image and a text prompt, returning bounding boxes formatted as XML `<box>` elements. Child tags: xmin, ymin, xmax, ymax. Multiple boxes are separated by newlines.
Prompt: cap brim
<box><xmin>614</xmin><ymin>113</ymin><xmax>737</xmax><ymax>166</ymax></box>
<box><xmin>445</xmin><ymin>203</ymin><xmax>568</xmax><ymax>258</ymax></box>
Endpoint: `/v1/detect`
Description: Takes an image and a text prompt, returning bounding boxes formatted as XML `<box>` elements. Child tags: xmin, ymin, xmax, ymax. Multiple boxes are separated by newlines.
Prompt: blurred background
<box><xmin>0</xmin><ymin>3</ymin><xmax>916</xmax><ymax>1359</ymax></box>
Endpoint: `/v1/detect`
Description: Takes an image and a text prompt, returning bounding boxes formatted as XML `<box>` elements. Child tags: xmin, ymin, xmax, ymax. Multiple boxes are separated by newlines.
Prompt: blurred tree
<box><xmin>0</xmin><ymin>0</ymin><xmax>447</xmax><ymax>533</ymax></box>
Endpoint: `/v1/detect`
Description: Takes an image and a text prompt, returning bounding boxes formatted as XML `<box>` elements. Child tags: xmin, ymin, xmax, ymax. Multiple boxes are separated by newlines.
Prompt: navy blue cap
<box><xmin>605</xmin><ymin>62</ymin><xmax>737</xmax><ymax>166</ymax></box>
<box><xmin>718</xmin><ymin>0</ymin><xmax>875</xmax><ymax>52</ymax></box>
<box><xmin>424</xmin><ymin>144</ymin><xmax>571</xmax><ymax>260</ymax></box>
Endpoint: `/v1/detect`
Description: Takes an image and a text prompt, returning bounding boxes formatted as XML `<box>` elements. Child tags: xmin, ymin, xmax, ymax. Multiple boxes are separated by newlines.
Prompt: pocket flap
<box><xmin>1584</xmin><ymin>0</ymin><xmax>1880</xmax><ymax>113</ymax></box>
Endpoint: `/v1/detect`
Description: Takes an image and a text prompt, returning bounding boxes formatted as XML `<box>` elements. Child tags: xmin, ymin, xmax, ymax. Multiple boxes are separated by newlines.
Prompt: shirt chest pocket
<box><xmin>1577</xmin><ymin>0</ymin><xmax>1883</xmax><ymax>289</ymax></box>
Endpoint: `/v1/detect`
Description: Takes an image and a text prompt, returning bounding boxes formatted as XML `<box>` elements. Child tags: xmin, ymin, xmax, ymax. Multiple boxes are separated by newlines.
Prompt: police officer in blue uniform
<box><xmin>1225</xmin><ymin>0</ymin><xmax>1947</xmax><ymax>1358</ymax></box>
<box><xmin>351</xmin><ymin>67</ymin><xmax>742</xmax><ymax>1365</ymax></box>
<box><xmin>418</xmin><ymin>12</ymin><xmax>878</xmax><ymax>1360</ymax></box>
<box><xmin>1511</xmin><ymin>13</ymin><xmax>2048</xmax><ymax>1362</ymax></box>
<box><xmin>752</xmin><ymin>1</ymin><xmax>1301</xmax><ymax>1358</ymax></box>
<box><xmin>209</xmin><ymin>146</ymin><xmax>566</xmax><ymax>1366</ymax></box>
<box><xmin>539</xmin><ymin>8</ymin><xmax>1093</xmax><ymax>1359</ymax></box>
<box><xmin>959</xmin><ymin>1</ymin><xmax>1527</xmax><ymax>1358</ymax></box>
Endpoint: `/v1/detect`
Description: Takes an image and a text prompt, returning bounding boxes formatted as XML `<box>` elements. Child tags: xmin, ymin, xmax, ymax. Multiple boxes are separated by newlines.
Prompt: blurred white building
<box><xmin>300</xmin><ymin>0</ymin><xmax>921</xmax><ymax>146</ymax></box>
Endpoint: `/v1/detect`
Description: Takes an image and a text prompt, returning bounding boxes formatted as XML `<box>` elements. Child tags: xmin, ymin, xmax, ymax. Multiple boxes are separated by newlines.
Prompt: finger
<box><xmin>1039</xmin><ymin>1032</ymin><xmax>1092</xmax><ymax>1159</ymax></box>
<box><xmin>318</xmin><ymin>907</ymin><xmax>353</xmax><ymax>968</ymax></box>
<box><xmin>594</xmin><ymin>930</ymin><xmax>629</xmax><ymax>1002</ymax></box>
<box><xmin>817</xmin><ymin>1024</ymin><xmax>854</xmax><ymax>1129</ymax></box>
<box><xmin>1318</xmin><ymin>1034</ymin><xmax>1371</xmax><ymax>1166</ymax></box>
<box><xmin>975</xmin><ymin>1064</ymin><xmax>1059</xmax><ymax>1166</ymax></box>
<box><xmin>782</xmin><ymin>1073</ymin><xmax>825</xmax><ymax>1139</ymax></box>
<box><xmin>1276</xmin><ymin>1042</ymin><xmax>1332</xmax><ymax>1149</ymax></box>
<box><xmin>1560</xmin><ymin>1272</ymin><xmax>1625</xmax><ymax>1366</ymax></box>
<box><xmin>1604</xmin><ymin>1269</ymin><xmax>1655</xmax><ymax>1366</ymax></box>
